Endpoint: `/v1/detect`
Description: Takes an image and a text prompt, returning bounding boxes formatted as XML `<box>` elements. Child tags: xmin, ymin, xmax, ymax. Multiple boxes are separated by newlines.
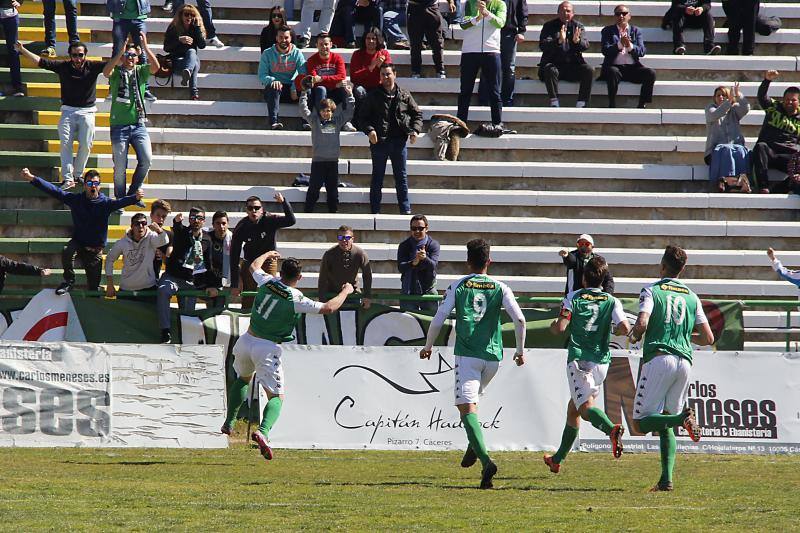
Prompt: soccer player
<box><xmin>220</xmin><ymin>250</ymin><xmax>354</xmax><ymax>460</ymax></box>
<box><xmin>420</xmin><ymin>239</ymin><xmax>526</xmax><ymax>489</ymax></box>
<box><xmin>629</xmin><ymin>245</ymin><xmax>714</xmax><ymax>492</ymax></box>
<box><xmin>544</xmin><ymin>255</ymin><xmax>630</xmax><ymax>473</ymax></box>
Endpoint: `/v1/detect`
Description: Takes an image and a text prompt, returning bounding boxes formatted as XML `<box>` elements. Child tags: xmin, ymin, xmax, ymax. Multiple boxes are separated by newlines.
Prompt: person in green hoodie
<box><xmin>259</xmin><ymin>26</ymin><xmax>307</xmax><ymax>130</ymax></box>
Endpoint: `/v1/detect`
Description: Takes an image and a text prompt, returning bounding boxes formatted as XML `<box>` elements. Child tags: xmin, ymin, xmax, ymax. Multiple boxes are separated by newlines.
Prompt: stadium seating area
<box><xmin>1</xmin><ymin>0</ymin><xmax>799</xmax><ymax>349</ymax></box>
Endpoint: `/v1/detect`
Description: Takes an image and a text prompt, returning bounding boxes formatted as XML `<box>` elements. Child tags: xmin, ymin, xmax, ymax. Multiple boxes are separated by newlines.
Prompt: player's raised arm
<box><xmin>250</xmin><ymin>250</ymin><xmax>281</xmax><ymax>274</ymax></box>
<box><xmin>611</xmin><ymin>297</ymin><xmax>631</xmax><ymax>337</ymax></box>
<box><xmin>501</xmin><ymin>283</ymin><xmax>526</xmax><ymax>365</ymax></box>
<box><xmin>420</xmin><ymin>285</ymin><xmax>456</xmax><ymax>359</ymax></box>
<box><xmin>550</xmin><ymin>294</ymin><xmax>572</xmax><ymax>335</ymax></box>
<box><xmin>691</xmin><ymin>295</ymin><xmax>714</xmax><ymax>346</ymax></box>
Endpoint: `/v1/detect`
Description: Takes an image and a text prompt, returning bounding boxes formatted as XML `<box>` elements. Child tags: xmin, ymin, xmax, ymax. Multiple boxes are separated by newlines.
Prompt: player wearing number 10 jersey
<box><xmin>220</xmin><ymin>250</ymin><xmax>354</xmax><ymax>460</ymax></box>
<box><xmin>420</xmin><ymin>239</ymin><xmax>526</xmax><ymax>490</ymax></box>
<box><xmin>629</xmin><ymin>245</ymin><xmax>714</xmax><ymax>492</ymax></box>
<box><xmin>545</xmin><ymin>256</ymin><xmax>631</xmax><ymax>473</ymax></box>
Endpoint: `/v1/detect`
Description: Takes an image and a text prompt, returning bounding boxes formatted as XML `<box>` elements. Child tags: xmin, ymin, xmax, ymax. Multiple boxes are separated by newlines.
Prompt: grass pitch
<box><xmin>1</xmin><ymin>438</ymin><xmax>798</xmax><ymax>532</ymax></box>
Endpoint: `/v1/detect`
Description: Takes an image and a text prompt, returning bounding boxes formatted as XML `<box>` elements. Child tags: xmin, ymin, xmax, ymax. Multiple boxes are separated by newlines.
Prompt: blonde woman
<box><xmin>164</xmin><ymin>4</ymin><xmax>206</xmax><ymax>99</ymax></box>
<box><xmin>705</xmin><ymin>82</ymin><xmax>750</xmax><ymax>192</ymax></box>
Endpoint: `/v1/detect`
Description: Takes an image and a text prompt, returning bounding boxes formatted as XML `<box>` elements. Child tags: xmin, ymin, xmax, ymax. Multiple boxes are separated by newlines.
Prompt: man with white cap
<box><xmin>558</xmin><ymin>233</ymin><xmax>615</xmax><ymax>294</ymax></box>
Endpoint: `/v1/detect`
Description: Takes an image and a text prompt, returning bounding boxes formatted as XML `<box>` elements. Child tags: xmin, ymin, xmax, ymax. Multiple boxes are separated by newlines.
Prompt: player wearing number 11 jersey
<box><xmin>220</xmin><ymin>250</ymin><xmax>353</xmax><ymax>460</ymax></box>
<box><xmin>629</xmin><ymin>245</ymin><xmax>714</xmax><ymax>492</ymax></box>
<box><xmin>545</xmin><ymin>256</ymin><xmax>631</xmax><ymax>473</ymax></box>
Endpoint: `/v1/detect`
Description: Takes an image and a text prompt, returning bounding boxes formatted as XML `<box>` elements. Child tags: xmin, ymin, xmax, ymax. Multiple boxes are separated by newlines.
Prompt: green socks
<box><xmin>461</xmin><ymin>413</ymin><xmax>490</xmax><ymax>468</ymax></box>
<box><xmin>659</xmin><ymin>427</ymin><xmax>677</xmax><ymax>484</ymax></box>
<box><xmin>637</xmin><ymin>412</ymin><xmax>686</xmax><ymax>434</ymax></box>
<box><xmin>224</xmin><ymin>377</ymin><xmax>249</xmax><ymax>427</ymax></box>
<box><xmin>552</xmin><ymin>424</ymin><xmax>579</xmax><ymax>464</ymax></box>
<box><xmin>586</xmin><ymin>407</ymin><xmax>614</xmax><ymax>435</ymax></box>
<box><xmin>258</xmin><ymin>396</ymin><xmax>283</xmax><ymax>437</ymax></box>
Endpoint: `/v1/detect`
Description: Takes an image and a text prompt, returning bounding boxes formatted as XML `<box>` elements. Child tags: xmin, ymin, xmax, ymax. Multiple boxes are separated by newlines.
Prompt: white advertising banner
<box><xmin>272</xmin><ymin>346</ymin><xmax>800</xmax><ymax>454</ymax></box>
<box><xmin>0</xmin><ymin>341</ymin><xmax>227</xmax><ymax>448</ymax></box>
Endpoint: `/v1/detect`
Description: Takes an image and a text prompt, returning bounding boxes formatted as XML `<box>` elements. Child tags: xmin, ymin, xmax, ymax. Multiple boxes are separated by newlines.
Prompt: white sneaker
<box><xmin>208</xmin><ymin>36</ymin><xmax>225</xmax><ymax>48</ymax></box>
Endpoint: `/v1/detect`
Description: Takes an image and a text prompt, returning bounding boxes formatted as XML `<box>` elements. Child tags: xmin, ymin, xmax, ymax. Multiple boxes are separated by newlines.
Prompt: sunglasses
<box><xmin>272</xmin><ymin>14</ymin><xmax>284</xmax><ymax>18</ymax></box>
<box><xmin>85</xmin><ymin>180</ymin><xmax>101</xmax><ymax>187</ymax></box>
<box><xmin>337</xmin><ymin>235</ymin><xmax>353</xmax><ymax>241</ymax></box>
<box><xmin>411</xmin><ymin>226</ymin><xmax>427</xmax><ymax>231</ymax></box>
<box><xmin>577</xmin><ymin>241</ymin><xmax>592</xmax><ymax>246</ymax></box>
<box><xmin>246</xmin><ymin>205</ymin><xmax>262</xmax><ymax>211</ymax></box>
<box><xmin>615</xmin><ymin>11</ymin><xmax>629</xmax><ymax>16</ymax></box>
<box><xmin>132</xmin><ymin>220</ymin><xmax>148</xmax><ymax>227</ymax></box>
<box><xmin>123</xmin><ymin>52</ymin><xmax>138</xmax><ymax>58</ymax></box>
<box><xmin>70</xmin><ymin>52</ymin><xmax>85</xmax><ymax>58</ymax></box>
<box><xmin>189</xmin><ymin>215</ymin><xmax>205</xmax><ymax>221</ymax></box>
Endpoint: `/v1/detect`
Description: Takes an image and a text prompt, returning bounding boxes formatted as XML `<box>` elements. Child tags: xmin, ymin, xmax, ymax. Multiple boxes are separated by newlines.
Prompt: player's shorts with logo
<box><xmin>633</xmin><ymin>353</ymin><xmax>691</xmax><ymax>419</ymax></box>
<box><xmin>454</xmin><ymin>355</ymin><xmax>500</xmax><ymax>405</ymax></box>
<box><xmin>232</xmin><ymin>331</ymin><xmax>285</xmax><ymax>395</ymax></box>
<box><xmin>566</xmin><ymin>359</ymin><xmax>609</xmax><ymax>409</ymax></box>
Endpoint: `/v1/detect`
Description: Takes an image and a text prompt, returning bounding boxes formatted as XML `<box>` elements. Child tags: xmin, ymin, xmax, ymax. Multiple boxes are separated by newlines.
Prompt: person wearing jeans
<box><xmin>259</xmin><ymin>27</ymin><xmax>306</xmax><ymax>129</ymax></box>
<box><xmin>107</xmin><ymin>0</ymin><xmax>158</xmax><ymax>101</ymax></box>
<box><xmin>479</xmin><ymin>0</ymin><xmax>526</xmax><ymax>106</ymax></box>
<box><xmin>1</xmin><ymin>1</ymin><xmax>23</xmax><ymax>96</ymax></box>
<box><xmin>383</xmin><ymin>0</ymin><xmax>409</xmax><ymax>48</ymax></box>
<box><xmin>103</xmin><ymin>37</ymin><xmax>160</xmax><ymax>206</ymax></box>
<box><xmin>164</xmin><ymin>4</ymin><xmax>206</xmax><ymax>99</ymax></box>
<box><xmin>171</xmin><ymin>0</ymin><xmax>224</xmax><ymax>47</ymax></box>
<box><xmin>295</xmin><ymin>0</ymin><xmax>338</xmax><ymax>47</ymax></box>
<box><xmin>41</xmin><ymin>0</ymin><xmax>79</xmax><ymax>57</ymax></box>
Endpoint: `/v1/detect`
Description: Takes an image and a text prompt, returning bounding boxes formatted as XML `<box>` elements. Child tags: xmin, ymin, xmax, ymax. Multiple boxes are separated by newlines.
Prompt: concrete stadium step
<box><xmin>16</xmin><ymin>27</ymin><xmax>91</xmax><ymax>42</ymax></box>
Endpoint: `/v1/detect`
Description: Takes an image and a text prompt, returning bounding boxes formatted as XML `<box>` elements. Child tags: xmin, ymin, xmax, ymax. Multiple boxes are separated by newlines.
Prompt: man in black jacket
<box><xmin>753</xmin><ymin>70</ymin><xmax>800</xmax><ymax>193</ymax></box>
<box><xmin>722</xmin><ymin>0</ymin><xmax>760</xmax><ymax>56</ymax></box>
<box><xmin>665</xmin><ymin>0</ymin><xmax>721</xmax><ymax>55</ymax></box>
<box><xmin>0</xmin><ymin>256</ymin><xmax>51</xmax><ymax>294</ymax></box>
<box><xmin>538</xmin><ymin>1</ymin><xmax>593</xmax><ymax>108</ymax></box>
<box><xmin>559</xmin><ymin>234</ymin><xmax>615</xmax><ymax>294</ymax></box>
<box><xmin>358</xmin><ymin>63</ymin><xmax>423</xmax><ymax>215</ymax></box>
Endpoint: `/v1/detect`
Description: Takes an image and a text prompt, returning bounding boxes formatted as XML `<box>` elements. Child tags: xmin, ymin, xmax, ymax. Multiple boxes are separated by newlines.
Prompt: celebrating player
<box><xmin>545</xmin><ymin>255</ymin><xmax>630</xmax><ymax>473</ymax></box>
<box><xmin>220</xmin><ymin>250</ymin><xmax>354</xmax><ymax>460</ymax></box>
<box><xmin>629</xmin><ymin>245</ymin><xmax>714</xmax><ymax>492</ymax></box>
<box><xmin>420</xmin><ymin>239</ymin><xmax>526</xmax><ymax>489</ymax></box>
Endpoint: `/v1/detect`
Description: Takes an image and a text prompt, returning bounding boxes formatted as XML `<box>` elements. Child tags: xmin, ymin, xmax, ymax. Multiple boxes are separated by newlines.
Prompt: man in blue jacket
<box><xmin>599</xmin><ymin>5</ymin><xmax>656</xmax><ymax>109</ymax></box>
<box><xmin>22</xmin><ymin>167</ymin><xmax>142</xmax><ymax>295</ymax></box>
<box><xmin>397</xmin><ymin>214</ymin><xmax>440</xmax><ymax>312</ymax></box>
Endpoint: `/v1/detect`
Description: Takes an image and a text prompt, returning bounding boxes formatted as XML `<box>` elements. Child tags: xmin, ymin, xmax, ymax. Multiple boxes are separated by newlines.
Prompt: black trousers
<box><xmin>724</xmin><ymin>0</ymin><xmax>760</xmax><ymax>55</ymax></box>
<box><xmin>752</xmin><ymin>141</ymin><xmax>794</xmax><ymax>190</ymax></box>
<box><xmin>601</xmin><ymin>63</ymin><xmax>656</xmax><ymax>107</ymax></box>
<box><xmin>305</xmin><ymin>160</ymin><xmax>339</xmax><ymax>213</ymax></box>
<box><xmin>671</xmin><ymin>10</ymin><xmax>716</xmax><ymax>51</ymax></box>
<box><xmin>538</xmin><ymin>61</ymin><xmax>594</xmax><ymax>103</ymax></box>
<box><xmin>408</xmin><ymin>4</ymin><xmax>444</xmax><ymax>74</ymax></box>
<box><xmin>62</xmin><ymin>238</ymin><xmax>102</xmax><ymax>290</ymax></box>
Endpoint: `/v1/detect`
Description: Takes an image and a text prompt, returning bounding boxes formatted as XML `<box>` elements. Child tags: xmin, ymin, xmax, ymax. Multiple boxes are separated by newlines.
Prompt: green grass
<box><xmin>1</xmin><ymin>434</ymin><xmax>798</xmax><ymax>531</ymax></box>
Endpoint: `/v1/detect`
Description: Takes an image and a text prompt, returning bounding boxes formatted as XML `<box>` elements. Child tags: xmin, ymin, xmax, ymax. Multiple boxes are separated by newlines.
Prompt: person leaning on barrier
<box><xmin>0</xmin><ymin>255</ymin><xmax>51</xmax><ymax>295</ymax></box>
<box><xmin>397</xmin><ymin>214</ymin><xmax>440</xmax><ymax>312</ymax></box>
<box><xmin>105</xmin><ymin>212</ymin><xmax>169</xmax><ymax>302</ymax></box>
<box><xmin>150</xmin><ymin>199</ymin><xmax>173</xmax><ymax>278</ymax></box>
<box><xmin>559</xmin><ymin>233</ymin><xmax>615</xmax><ymax>295</ymax></box>
<box><xmin>318</xmin><ymin>225</ymin><xmax>372</xmax><ymax>309</ymax></box>
<box><xmin>201</xmin><ymin>210</ymin><xmax>232</xmax><ymax>308</ymax></box>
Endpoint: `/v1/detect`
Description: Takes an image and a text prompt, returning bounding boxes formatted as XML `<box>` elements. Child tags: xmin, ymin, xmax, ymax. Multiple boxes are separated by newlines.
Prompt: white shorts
<box><xmin>232</xmin><ymin>331</ymin><xmax>285</xmax><ymax>395</ymax></box>
<box><xmin>454</xmin><ymin>355</ymin><xmax>500</xmax><ymax>406</ymax></box>
<box><xmin>633</xmin><ymin>354</ymin><xmax>691</xmax><ymax>420</ymax></box>
<box><xmin>566</xmin><ymin>359</ymin><xmax>609</xmax><ymax>409</ymax></box>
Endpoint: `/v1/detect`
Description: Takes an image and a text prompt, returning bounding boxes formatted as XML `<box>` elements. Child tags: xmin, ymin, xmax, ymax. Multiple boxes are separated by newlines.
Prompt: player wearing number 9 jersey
<box><xmin>544</xmin><ymin>256</ymin><xmax>631</xmax><ymax>474</ymax></box>
<box><xmin>629</xmin><ymin>245</ymin><xmax>715</xmax><ymax>492</ymax></box>
<box><xmin>220</xmin><ymin>250</ymin><xmax>354</xmax><ymax>461</ymax></box>
<box><xmin>420</xmin><ymin>239</ymin><xmax>526</xmax><ymax>489</ymax></box>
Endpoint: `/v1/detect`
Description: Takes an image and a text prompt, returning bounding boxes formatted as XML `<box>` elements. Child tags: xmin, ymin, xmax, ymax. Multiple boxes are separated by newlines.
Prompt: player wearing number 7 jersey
<box><xmin>545</xmin><ymin>256</ymin><xmax>631</xmax><ymax>474</ymax></box>
<box><xmin>220</xmin><ymin>250</ymin><xmax>354</xmax><ymax>460</ymax></box>
<box><xmin>420</xmin><ymin>239</ymin><xmax>526</xmax><ymax>489</ymax></box>
<box><xmin>629</xmin><ymin>245</ymin><xmax>714</xmax><ymax>492</ymax></box>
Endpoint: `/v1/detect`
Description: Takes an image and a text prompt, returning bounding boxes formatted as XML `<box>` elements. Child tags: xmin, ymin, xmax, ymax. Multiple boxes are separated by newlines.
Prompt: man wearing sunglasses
<box><xmin>21</xmin><ymin>167</ymin><xmax>143</xmax><ymax>296</ymax></box>
<box><xmin>16</xmin><ymin>41</ymin><xmax>107</xmax><ymax>190</ymax></box>
<box><xmin>318</xmin><ymin>225</ymin><xmax>372</xmax><ymax>308</ymax></box>
<box><xmin>105</xmin><ymin>212</ymin><xmax>169</xmax><ymax>301</ymax></box>
<box><xmin>397</xmin><ymin>214</ymin><xmax>440</xmax><ymax>312</ymax></box>
<box><xmin>599</xmin><ymin>4</ymin><xmax>656</xmax><ymax>109</ymax></box>
<box><xmin>558</xmin><ymin>233</ymin><xmax>615</xmax><ymax>294</ymax></box>
<box><xmin>157</xmin><ymin>206</ymin><xmax>213</xmax><ymax>343</ymax></box>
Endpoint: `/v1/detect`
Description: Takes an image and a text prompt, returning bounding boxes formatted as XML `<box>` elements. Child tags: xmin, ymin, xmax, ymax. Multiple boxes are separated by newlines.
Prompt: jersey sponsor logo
<box><xmin>659</xmin><ymin>283</ymin><xmax>689</xmax><ymax>294</ymax></box>
<box><xmin>266</xmin><ymin>282</ymin><xmax>291</xmax><ymax>300</ymax></box>
<box><xmin>579</xmin><ymin>293</ymin><xmax>608</xmax><ymax>302</ymax></box>
<box><xmin>464</xmin><ymin>280</ymin><xmax>496</xmax><ymax>290</ymax></box>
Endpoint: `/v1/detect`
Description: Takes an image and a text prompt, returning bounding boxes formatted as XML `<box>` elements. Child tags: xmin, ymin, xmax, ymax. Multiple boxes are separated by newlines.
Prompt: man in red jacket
<box><xmin>301</xmin><ymin>33</ymin><xmax>355</xmax><ymax>131</ymax></box>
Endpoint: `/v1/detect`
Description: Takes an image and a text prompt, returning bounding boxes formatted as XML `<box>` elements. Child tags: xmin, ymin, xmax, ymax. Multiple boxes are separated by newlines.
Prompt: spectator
<box><xmin>157</xmin><ymin>208</ymin><xmax>213</xmax><ymax>343</ymax></box>
<box><xmin>230</xmin><ymin>193</ymin><xmax>296</xmax><ymax>309</ymax></box>
<box><xmin>457</xmin><ymin>0</ymin><xmax>507</xmax><ymax>129</ymax></box>
<box><xmin>202</xmin><ymin>210</ymin><xmax>232</xmax><ymax>307</ymax></box>
<box><xmin>295</xmin><ymin>0</ymin><xmax>338</xmax><ymax>49</ymax></box>
<box><xmin>299</xmin><ymin>82</ymin><xmax>355</xmax><ymax>213</ymax></box>
<box><xmin>106</xmin><ymin>0</ymin><xmax>157</xmax><ymax>102</ymax></box>
<box><xmin>358</xmin><ymin>63</ymin><xmax>422</xmax><ymax>215</ymax></box>
<box><xmin>21</xmin><ymin>168</ymin><xmax>142</xmax><ymax>295</ymax></box>
<box><xmin>350</xmin><ymin>27</ymin><xmax>391</xmax><ymax>126</ymax></box>
<box><xmin>784</xmin><ymin>151</ymin><xmax>800</xmax><ymax>194</ymax></box>
<box><xmin>2</xmin><ymin>1</ymin><xmax>23</xmax><ymax>97</ymax></box>
<box><xmin>16</xmin><ymin>41</ymin><xmax>106</xmax><ymax>189</ymax></box>
<box><xmin>41</xmin><ymin>0</ymin><xmax>79</xmax><ymax>59</ymax></box>
<box><xmin>331</xmin><ymin>0</ymin><xmax>382</xmax><ymax>48</ymax></box>
<box><xmin>0</xmin><ymin>256</ymin><xmax>50</xmax><ymax>295</ymax></box>
<box><xmin>150</xmin><ymin>198</ymin><xmax>173</xmax><ymax>277</ymax></box>
<box><xmin>318</xmin><ymin>225</ymin><xmax>372</xmax><ymax>308</ymax></box>
<box><xmin>407</xmin><ymin>0</ymin><xmax>445</xmax><ymax>79</ymax></box>
<box><xmin>164</xmin><ymin>4</ymin><xmax>205</xmax><ymax>100</ymax></box>
<box><xmin>558</xmin><ymin>234</ymin><xmax>615</xmax><ymax>294</ymax></box>
<box><xmin>171</xmin><ymin>0</ymin><xmax>224</xmax><ymax>47</ymax></box>
<box><xmin>260</xmin><ymin>6</ymin><xmax>288</xmax><ymax>52</ymax></box>
<box><xmin>537</xmin><ymin>1</ymin><xmax>592</xmax><ymax>108</ymax></box>
<box><xmin>105</xmin><ymin>212</ymin><xmax>169</xmax><ymax>301</ymax></box>
<box><xmin>303</xmin><ymin>33</ymin><xmax>355</xmax><ymax>131</ymax></box>
<box><xmin>259</xmin><ymin>26</ymin><xmax>306</xmax><ymax>130</ymax></box>
<box><xmin>480</xmin><ymin>0</ymin><xmax>527</xmax><ymax>108</ymax></box>
<box><xmin>753</xmin><ymin>70</ymin><xmax>800</xmax><ymax>194</ymax></box>
<box><xmin>722</xmin><ymin>0</ymin><xmax>760</xmax><ymax>56</ymax></box>
<box><xmin>705</xmin><ymin>82</ymin><xmax>750</xmax><ymax>192</ymax></box>
<box><xmin>397</xmin><ymin>214</ymin><xmax>440</xmax><ymax>312</ymax></box>
<box><xmin>767</xmin><ymin>247</ymin><xmax>800</xmax><ymax>290</ymax></box>
<box><xmin>665</xmin><ymin>0</ymin><xmax>721</xmax><ymax>55</ymax></box>
<box><xmin>384</xmin><ymin>0</ymin><xmax>410</xmax><ymax>49</ymax></box>
<box><xmin>600</xmin><ymin>5</ymin><xmax>656</xmax><ymax>109</ymax></box>
<box><xmin>103</xmin><ymin>37</ymin><xmax>159</xmax><ymax>208</ymax></box>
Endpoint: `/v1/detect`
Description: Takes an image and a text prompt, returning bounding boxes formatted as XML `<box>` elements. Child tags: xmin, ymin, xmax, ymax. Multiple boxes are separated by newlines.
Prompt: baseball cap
<box><xmin>577</xmin><ymin>234</ymin><xmax>594</xmax><ymax>245</ymax></box>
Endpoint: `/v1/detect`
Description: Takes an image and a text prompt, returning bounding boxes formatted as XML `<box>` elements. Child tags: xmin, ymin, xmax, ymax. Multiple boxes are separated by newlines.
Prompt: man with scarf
<box><xmin>103</xmin><ymin>34</ymin><xmax>160</xmax><ymax>209</ymax></box>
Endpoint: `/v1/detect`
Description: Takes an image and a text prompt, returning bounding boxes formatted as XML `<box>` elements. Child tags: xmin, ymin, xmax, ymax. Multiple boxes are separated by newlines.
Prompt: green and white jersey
<box><xmin>639</xmin><ymin>278</ymin><xmax>708</xmax><ymax>364</ymax></box>
<box><xmin>563</xmin><ymin>288</ymin><xmax>626</xmax><ymax>364</ymax></box>
<box><xmin>249</xmin><ymin>269</ymin><xmax>324</xmax><ymax>343</ymax></box>
<box><xmin>437</xmin><ymin>274</ymin><xmax>525</xmax><ymax>361</ymax></box>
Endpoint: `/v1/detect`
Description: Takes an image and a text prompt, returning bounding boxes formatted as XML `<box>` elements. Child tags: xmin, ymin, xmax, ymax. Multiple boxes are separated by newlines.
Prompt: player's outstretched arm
<box><xmin>502</xmin><ymin>285</ymin><xmax>526</xmax><ymax>365</ymax></box>
<box><xmin>420</xmin><ymin>304</ymin><xmax>448</xmax><ymax>359</ymax></box>
<box><xmin>320</xmin><ymin>283</ymin><xmax>354</xmax><ymax>315</ymax></box>
<box><xmin>250</xmin><ymin>250</ymin><xmax>281</xmax><ymax>274</ymax></box>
